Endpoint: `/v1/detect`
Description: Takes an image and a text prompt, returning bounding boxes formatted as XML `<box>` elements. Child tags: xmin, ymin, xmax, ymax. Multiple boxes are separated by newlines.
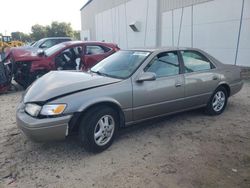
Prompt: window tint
<box><xmin>181</xmin><ymin>51</ymin><xmax>213</xmax><ymax>73</ymax></box>
<box><xmin>86</xmin><ymin>45</ymin><xmax>108</xmax><ymax>55</ymax></box>
<box><xmin>145</xmin><ymin>51</ymin><xmax>179</xmax><ymax>77</ymax></box>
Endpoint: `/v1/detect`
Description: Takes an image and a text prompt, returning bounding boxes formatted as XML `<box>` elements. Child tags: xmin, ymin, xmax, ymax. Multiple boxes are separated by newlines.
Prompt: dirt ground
<box><xmin>0</xmin><ymin>81</ymin><xmax>250</xmax><ymax>188</ymax></box>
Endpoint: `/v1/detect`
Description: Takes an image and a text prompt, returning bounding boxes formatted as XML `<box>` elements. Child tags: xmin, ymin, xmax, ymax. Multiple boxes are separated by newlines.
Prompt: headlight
<box><xmin>40</xmin><ymin>104</ymin><xmax>67</xmax><ymax>116</ymax></box>
<box><xmin>25</xmin><ymin>103</ymin><xmax>42</xmax><ymax>117</ymax></box>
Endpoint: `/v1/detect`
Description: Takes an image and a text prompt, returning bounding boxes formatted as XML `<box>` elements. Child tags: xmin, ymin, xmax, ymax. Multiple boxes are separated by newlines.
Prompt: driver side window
<box><xmin>55</xmin><ymin>46</ymin><xmax>83</xmax><ymax>70</ymax></box>
<box><xmin>144</xmin><ymin>51</ymin><xmax>180</xmax><ymax>78</ymax></box>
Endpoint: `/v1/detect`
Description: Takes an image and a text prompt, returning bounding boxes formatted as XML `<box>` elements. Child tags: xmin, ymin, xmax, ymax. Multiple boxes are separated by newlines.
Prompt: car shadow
<box><xmin>117</xmin><ymin>108</ymin><xmax>204</xmax><ymax>138</ymax></box>
<box><xmin>30</xmin><ymin>108</ymin><xmax>205</xmax><ymax>155</ymax></box>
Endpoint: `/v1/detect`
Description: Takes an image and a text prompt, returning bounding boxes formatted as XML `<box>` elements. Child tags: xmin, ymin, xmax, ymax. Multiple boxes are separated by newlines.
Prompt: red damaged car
<box><xmin>0</xmin><ymin>61</ymin><xmax>12</xmax><ymax>93</ymax></box>
<box><xmin>8</xmin><ymin>41</ymin><xmax>119</xmax><ymax>88</ymax></box>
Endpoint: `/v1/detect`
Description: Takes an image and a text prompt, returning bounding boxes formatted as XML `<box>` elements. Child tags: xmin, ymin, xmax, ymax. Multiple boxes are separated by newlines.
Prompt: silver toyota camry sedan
<box><xmin>16</xmin><ymin>48</ymin><xmax>243</xmax><ymax>152</ymax></box>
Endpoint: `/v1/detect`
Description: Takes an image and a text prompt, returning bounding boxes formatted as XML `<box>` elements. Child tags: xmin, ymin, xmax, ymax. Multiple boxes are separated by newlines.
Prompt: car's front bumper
<box><xmin>16</xmin><ymin>105</ymin><xmax>72</xmax><ymax>142</ymax></box>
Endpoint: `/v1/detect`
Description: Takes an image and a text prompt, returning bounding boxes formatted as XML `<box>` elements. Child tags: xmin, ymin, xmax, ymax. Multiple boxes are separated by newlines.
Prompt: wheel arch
<box><xmin>69</xmin><ymin>100</ymin><xmax>126</xmax><ymax>133</ymax></box>
<box><xmin>217</xmin><ymin>82</ymin><xmax>231</xmax><ymax>97</ymax></box>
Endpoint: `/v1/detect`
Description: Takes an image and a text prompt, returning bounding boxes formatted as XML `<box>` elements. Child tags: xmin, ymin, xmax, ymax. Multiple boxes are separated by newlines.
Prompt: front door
<box><xmin>132</xmin><ymin>51</ymin><xmax>185</xmax><ymax>121</ymax></box>
<box><xmin>54</xmin><ymin>45</ymin><xmax>84</xmax><ymax>70</ymax></box>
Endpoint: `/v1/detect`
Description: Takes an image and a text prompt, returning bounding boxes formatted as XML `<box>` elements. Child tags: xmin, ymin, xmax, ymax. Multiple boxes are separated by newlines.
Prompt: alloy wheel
<box><xmin>94</xmin><ymin>115</ymin><xmax>115</xmax><ymax>146</ymax></box>
<box><xmin>212</xmin><ymin>91</ymin><xmax>226</xmax><ymax>112</ymax></box>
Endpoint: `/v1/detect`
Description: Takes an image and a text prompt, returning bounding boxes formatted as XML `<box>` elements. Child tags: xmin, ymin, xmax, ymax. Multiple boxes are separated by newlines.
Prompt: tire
<box><xmin>206</xmin><ymin>86</ymin><xmax>228</xmax><ymax>115</ymax></box>
<box><xmin>78</xmin><ymin>106</ymin><xmax>119</xmax><ymax>153</ymax></box>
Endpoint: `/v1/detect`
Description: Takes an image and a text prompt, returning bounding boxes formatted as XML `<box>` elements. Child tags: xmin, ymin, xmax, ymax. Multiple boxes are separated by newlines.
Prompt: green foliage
<box><xmin>31</xmin><ymin>22</ymin><xmax>75</xmax><ymax>41</ymax></box>
<box><xmin>7</xmin><ymin>21</ymin><xmax>79</xmax><ymax>42</ymax></box>
<box><xmin>73</xmin><ymin>30</ymin><xmax>81</xmax><ymax>40</ymax></box>
<box><xmin>11</xmin><ymin>32</ymin><xmax>32</xmax><ymax>42</ymax></box>
<box><xmin>31</xmin><ymin>24</ymin><xmax>48</xmax><ymax>41</ymax></box>
<box><xmin>47</xmin><ymin>22</ymin><xmax>74</xmax><ymax>37</ymax></box>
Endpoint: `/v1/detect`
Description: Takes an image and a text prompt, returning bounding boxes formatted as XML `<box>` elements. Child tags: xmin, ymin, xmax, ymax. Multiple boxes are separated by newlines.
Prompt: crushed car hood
<box><xmin>10</xmin><ymin>47</ymin><xmax>42</xmax><ymax>62</ymax></box>
<box><xmin>23</xmin><ymin>71</ymin><xmax>122</xmax><ymax>103</ymax></box>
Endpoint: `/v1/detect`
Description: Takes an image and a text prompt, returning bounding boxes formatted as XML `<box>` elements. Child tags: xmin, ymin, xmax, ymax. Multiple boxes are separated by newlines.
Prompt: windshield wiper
<box><xmin>91</xmin><ymin>70</ymin><xmax>109</xmax><ymax>77</ymax></box>
<box><xmin>90</xmin><ymin>70</ymin><xmax>123</xmax><ymax>79</ymax></box>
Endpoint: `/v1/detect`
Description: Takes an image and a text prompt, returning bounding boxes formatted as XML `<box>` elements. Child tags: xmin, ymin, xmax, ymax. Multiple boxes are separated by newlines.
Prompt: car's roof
<box><xmin>42</xmin><ymin>37</ymin><xmax>72</xmax><ymax>39</ymax></box>
<box><xmin>127</xmin><ymin>47</ymin><xmax>202</xmax><ymax>52</ymax></box>
<box><xmin>61</xmin><ymin>40</ymin><xmax>118</xmax><ymax>47</ymax></box>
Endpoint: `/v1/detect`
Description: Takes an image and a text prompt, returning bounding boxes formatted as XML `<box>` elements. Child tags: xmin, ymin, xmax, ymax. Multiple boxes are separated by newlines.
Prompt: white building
<box><xmin>80</xmin><ymin>0</ymin><xmax>250</xmax><ymax>66</ymax></box>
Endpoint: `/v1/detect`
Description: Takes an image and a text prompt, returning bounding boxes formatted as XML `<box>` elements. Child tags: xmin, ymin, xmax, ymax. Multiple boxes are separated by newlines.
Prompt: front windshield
<box><xmin>32</xmin><ymin>38</ymin><xmax>45</xmax><ymax>48</ymax></box>
<box><xmin>30</xmin><ymin>41</ymin><xmax>37</xmax><ymax>47</ymax></box>
<box><xmin>44</xmin><ymin>43</ymin><xmax>66</xmax><ymax>56</ymax></box>
<box><xmin>91</xmin><ymin>50</ymin><xmax>151</xmax><ymax>79</ymax></box>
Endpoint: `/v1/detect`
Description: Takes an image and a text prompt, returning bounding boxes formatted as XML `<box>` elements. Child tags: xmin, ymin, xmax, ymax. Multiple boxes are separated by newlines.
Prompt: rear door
<box><xmin>84</xmin><ymin>45</ymin><xmax>113</xmax><ymax>69</ymax></box>
<box><xmin>180</xmin><ymin>50</ymin><xmax>220</xmax><ymax>108</ymax></box>
<box><xmin>132</xmin><ymin>51</ymin><xmax>185</xmax><ymax>121</ymax></box>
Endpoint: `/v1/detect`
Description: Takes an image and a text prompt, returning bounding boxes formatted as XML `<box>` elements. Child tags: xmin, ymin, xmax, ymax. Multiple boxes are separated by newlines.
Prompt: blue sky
<box><xmin>0</xmin><ymin>0</ymin><xmax>88</xmax><ymax>35</ymax></box>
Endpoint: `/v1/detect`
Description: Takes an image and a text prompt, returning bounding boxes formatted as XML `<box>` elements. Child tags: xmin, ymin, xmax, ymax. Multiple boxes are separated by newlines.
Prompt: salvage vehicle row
<box><xmin>1</xmin><ymin>41</ymin><xmax>119</xmax><ymax>88</ymax></box>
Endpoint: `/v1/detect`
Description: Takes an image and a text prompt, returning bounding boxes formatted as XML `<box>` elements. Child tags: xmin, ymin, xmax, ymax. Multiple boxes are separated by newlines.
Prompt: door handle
<box><xmin>212</xmin><ymin>76</ymin><xmax>218</xmax><ymax>80</ymax></box>
<box><xmin>175</xmin><ymin>83</ymin><xmax>182</xmax><ymax>87</ymax></box>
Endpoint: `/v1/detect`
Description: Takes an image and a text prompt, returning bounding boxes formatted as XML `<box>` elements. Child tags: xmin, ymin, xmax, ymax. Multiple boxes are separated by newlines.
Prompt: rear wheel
<box><xmin>206</xmin><ymin>86</ymin><xmax>228</xmax><ymax>115</ymax></box>
<box><xmin>78</xmin><ymin>106</ymin><xmax>119</xmax><ymax>153</ymax></box>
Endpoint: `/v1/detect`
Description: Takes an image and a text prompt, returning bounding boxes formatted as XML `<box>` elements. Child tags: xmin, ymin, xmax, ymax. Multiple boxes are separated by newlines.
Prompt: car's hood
<box><xmin>10</xmin><ymin>47</ymin><xmax>42</xmax><ymax>62</ymax></box>
<box><xmin>23</xmin><ymin>71</ymin><xmax>122</xmax><ymax>103</ymax></box>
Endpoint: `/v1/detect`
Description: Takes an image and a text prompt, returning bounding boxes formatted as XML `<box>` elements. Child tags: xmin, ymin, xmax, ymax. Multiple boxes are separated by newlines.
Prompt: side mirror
<box><xmin>137</xmin><ymin>72</ymin><xmax>156</xmax><ymax>82</ymax></box>
<box><xmin>37</xmin><ymin>49</ymin><xmax>45</xmax><ymax>56</ymax></box>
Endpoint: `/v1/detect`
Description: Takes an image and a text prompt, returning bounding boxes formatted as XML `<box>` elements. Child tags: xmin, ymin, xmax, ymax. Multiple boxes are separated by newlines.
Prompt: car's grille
<box><xmin>0</xmin><ymin>62</ymin><xmax>7</xmax><ymax>84</ymax></box>
<box><xmin>13</xmin><ymin>61</ymin><xmax>31</xmax><ymax>76</ymax></box>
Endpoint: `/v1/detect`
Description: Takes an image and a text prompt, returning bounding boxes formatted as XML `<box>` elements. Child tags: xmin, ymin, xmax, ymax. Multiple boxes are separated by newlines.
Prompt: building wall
<box><xmin>81</xmin><ymin>0</ymin><xmax>211</xmax><ymax>41</ymax></box>
<box><xmin>81</xmin><ymin>0</ymin><xmax>250</xmax><ymax>66</ymax></box>
<box><xmin>81</xmin><ymin>0</ymin><xmax>129</xmax><ymax>41</ymax></box>
<box><xmin>94</xmin><ymin>0</ymin><xmax>158</xmax><ymax>48</ymax></box>
<box><xmin>161</xmin><ymin>0</ymin><xmax>250</xmax><ymax>66</ymax></box>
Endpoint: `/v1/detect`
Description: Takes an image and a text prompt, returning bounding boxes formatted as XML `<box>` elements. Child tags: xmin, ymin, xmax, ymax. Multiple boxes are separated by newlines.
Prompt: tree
<box><xmin>30</xmin><ymin>22</ymin><xmax>76</xmax><ymax>40</ymax></box>
<box><xmin>11</xmin><ymin>32</ymin><xmax>32</xmax><ymax>42</ymax></box>
<box><xmin>31</xmin><ymin>24</ymin><xmax>48</xmax><ymax>41</ymax></box>
<box><xmin>47</xmin><ymin>21</ymin><xmax>74</xmax><ymax>37</ymax></box>
<box><xmin>73</xmin><ymin>30</ymin><xmax>80</xmax><ymax>40</ymax></box>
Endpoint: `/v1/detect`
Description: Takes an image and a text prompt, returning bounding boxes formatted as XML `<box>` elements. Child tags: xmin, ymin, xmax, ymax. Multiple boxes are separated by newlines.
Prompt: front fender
<box><xmin>30</xmin><ymin>61</ymin><xmax>52</xmax><ymax>73</ymax></box>
<box><xmin>77</xmin><ymin>97</ymin><xmax>122</xmax><ymax>112</ymax></box>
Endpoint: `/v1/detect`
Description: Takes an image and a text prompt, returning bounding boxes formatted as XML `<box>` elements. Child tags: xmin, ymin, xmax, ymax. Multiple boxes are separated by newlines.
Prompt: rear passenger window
<box><xmin>181</xmin><ymin>51</ymin><xmax>214</xmax><ymax>73</ymax></box>
<box><xmin>86</xmin><ymin>45</ymin><xmax>111</xmax><ymax>55</ymax></box>
<box><xmin>145</xmin><ymin>51</ymin><xmax>180</xmax><ymax>77</ymax></box>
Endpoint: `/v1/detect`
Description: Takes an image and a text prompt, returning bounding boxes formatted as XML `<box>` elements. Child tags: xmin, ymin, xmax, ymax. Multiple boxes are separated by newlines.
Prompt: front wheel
<box><xmin>206</xmin><ymin>86</ymin><xmax>228</xmax><ymax>115</ymax></box>
<box><xmin>78</xmin><ymin>106</ymin><xmax>119</xmax><ymax>153</ymax></box>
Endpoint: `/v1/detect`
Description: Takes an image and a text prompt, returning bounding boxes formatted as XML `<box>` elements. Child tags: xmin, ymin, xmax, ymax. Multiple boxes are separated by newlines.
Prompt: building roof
<box><xmin>80</xmin><ymin>0</ymin><xmax>93</xmax><ymax>11</ymax></box>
